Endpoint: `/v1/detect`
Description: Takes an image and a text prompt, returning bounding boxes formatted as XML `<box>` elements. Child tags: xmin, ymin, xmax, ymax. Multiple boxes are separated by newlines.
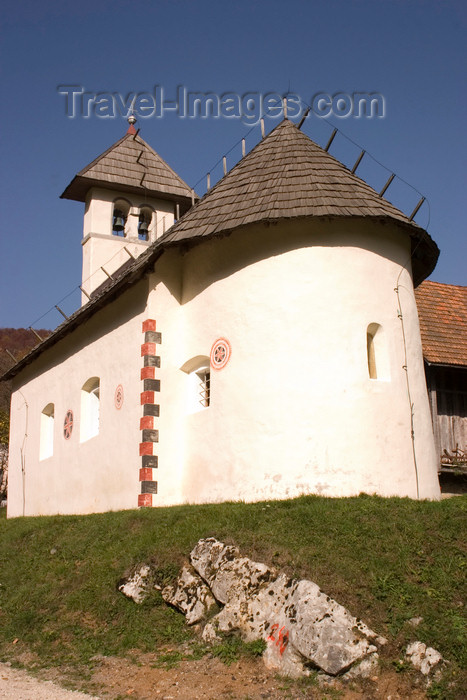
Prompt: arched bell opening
<box><xmin>138</xmin><ymin>206</ymin><xmax>153</xmax><ymax>241</ymax></box>
<box><xmin>112</xmin><ymin>199</ymin><xmax>130</xmax><ymax>237</ymax></box>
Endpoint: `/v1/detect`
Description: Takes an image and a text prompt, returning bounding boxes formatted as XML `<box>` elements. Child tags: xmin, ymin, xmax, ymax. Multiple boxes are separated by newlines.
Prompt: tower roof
<box><xmin>60</xmin><ymin>131</ymin><xmax>196</xmax><ymax>212</ymax></box>
<box><xmin>161</xmin><ymin>119</ymin><xmax>438</xmax><ymax>284</ymax></box>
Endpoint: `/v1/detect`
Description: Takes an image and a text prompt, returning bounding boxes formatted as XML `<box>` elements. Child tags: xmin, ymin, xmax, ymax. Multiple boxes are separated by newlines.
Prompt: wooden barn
<box><xmin>415</xmin><ymin>281</ymin><xmax>467</xmax><ymax>468</ymax></box>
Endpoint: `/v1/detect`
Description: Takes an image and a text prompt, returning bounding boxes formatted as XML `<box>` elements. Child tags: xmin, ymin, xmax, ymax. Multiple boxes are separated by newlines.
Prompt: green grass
<box><xmin>0</xmin><ymin>495</ymin><xmax>466</xmax><ymax>696</ymax></box>
<box><xmin>210</xmin><ymin>636</ymin><xmax>267</xmax><ymax>665</ymax></box>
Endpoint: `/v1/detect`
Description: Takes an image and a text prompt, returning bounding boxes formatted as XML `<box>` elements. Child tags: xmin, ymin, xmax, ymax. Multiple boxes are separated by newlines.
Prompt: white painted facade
<box><xmin>150</xmin><ymin>221</ymin><xmax>440</xmax><ymax>506</ymax></box>
<box><xmin>6</xmin><ymin>125</ymin><xmax>441</xmax><ymax>517</ymax></box>
<box><xmin>8</xmin><ymin>216</ymin><xmax>440</xmax><ymax>517</ymax></box>
<box><xmin>8</xmin><ymin>282</ymin><xmax>148</xmax><ymax>516</ymax></box>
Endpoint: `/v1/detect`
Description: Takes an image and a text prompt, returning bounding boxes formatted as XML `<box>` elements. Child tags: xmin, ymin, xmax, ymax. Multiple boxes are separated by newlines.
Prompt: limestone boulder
<box><xmin>190</xmin><ymin>537</ymin><xmax>276</xmax><ymax>605</ymax></box>
<box><xmin>206</xmin><ymin>571</ymin><xmax>381</xmax><ymax>676</ymax></box>
<box><xmin>118</xmin><ymin>538</ymin><xmax>388</xmax><ymax>678</ymax></box>
<box><xmin>190</xmin><ymin>538</ymin><xmax>386</xmax><ymax>677</ymax></box>
<box><xmin>162</xmin><ymin>565</ymin><xmax>217</xmax><ymax>625</ymax></box>
<box><xmin>117</xmin><ymin>564</ymin><xmax>153</xmax><ymax>603</ymax></box>
<box><xmin>405</xmin><ymin>641</ymin><xmax>445</xmax><ymax>676</ymax></box>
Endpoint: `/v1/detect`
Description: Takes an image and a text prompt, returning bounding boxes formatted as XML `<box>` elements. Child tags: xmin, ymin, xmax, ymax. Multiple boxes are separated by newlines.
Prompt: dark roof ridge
<box><xmin>1</xmin><ymin>240</ymin><xmax>168</xmax><ymax>381</ymax></box>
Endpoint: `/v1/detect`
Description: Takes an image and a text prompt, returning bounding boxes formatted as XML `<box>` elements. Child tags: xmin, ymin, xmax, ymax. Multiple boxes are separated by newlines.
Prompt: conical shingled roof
<box><xmin>161</xmin><ymin>118</ymin><xmax>438</xmax><ymax>284</ymax></box>
<box><xmin>61</xmin><ymin>131</ymin><xmax>195</xmax><ymax>213</ymax></box>
<box><xmin>160</xmin><ymin>120</ymin><xmax>427</xmax><ymax>231</ymax></box>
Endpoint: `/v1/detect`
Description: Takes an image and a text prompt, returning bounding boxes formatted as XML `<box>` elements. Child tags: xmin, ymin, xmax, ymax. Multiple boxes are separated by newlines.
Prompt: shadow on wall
<box><xmin>174</xmin><ymin>218</ymin><xmax>412</xmax><ymax>305</ymax></box>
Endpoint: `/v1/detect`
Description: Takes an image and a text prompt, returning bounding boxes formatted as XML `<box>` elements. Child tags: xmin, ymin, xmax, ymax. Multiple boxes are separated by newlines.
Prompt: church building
<box><xmin>5</xmin><ymin>117</ymin><xmax>442</xmax><ymax>517</ymax></box>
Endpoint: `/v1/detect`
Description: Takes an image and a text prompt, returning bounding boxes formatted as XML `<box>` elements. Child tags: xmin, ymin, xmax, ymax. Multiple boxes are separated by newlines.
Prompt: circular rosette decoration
<box><xmin>210</xmin><ymin>338</ymin><xmax>231</xmax><ymax>370</ymax></box>
<box><xmin>115</xmin><ymin>384</ymin><xmax>124</xmax><ymax>409</ymax></box>
<box><xmin>63</xmin><ymin>410</ymin><xmax>73</xmax><ymax>440</ymax></box>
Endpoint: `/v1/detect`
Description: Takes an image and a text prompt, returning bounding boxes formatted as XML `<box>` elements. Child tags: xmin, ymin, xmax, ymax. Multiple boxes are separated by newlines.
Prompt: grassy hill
<box><xmin>0</xmin><ymin>495</ymin><xmax>466</xmax><ymax>698</ymax></box>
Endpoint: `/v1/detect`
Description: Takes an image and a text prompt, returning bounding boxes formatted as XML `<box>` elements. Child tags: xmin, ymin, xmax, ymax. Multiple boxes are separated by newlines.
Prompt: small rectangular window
<box><xmin>181</xmin><ymin>357</ymin><xmax>211</xmax><ymax>414</ymax></box>
<box><xmin>197</xmin><ymin>369</ymin><xmax>210</xmax><ymax>408</ymax></box>
<box><xmin>81</xmin><ymin>377</ymin><xmax>100</xmax><ymax>442</ymax></box>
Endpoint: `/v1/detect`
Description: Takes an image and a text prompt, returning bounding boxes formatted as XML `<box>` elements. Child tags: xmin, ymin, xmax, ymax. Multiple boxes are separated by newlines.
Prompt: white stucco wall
<box><xmin>7</xmin><ymin>216</ymin><xmax>440</xmax><ymax>518</ymax></box>
<box><xmin>7</xmin><ymin>282</ymin><xmax>149</xmax><ymax>517</ymax></box>
<box><xmin>149</xmin><ymin>219</ymin><xmax>440</xmax><ymax>505</ymax></box>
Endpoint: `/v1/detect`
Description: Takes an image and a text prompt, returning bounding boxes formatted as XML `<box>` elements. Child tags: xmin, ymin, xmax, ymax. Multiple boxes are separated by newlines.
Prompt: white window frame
<box><xmin>180</xmin><ymin>356</ymin><xmax>211</xmax><ymax>414</ymax></box>
<box><xmin>80</xmin><ymin>377</ymin><xmax>100</xmax><ymax>442</ymax></box>
<box><xmin>40</xmin><ymin>403</ymin><xmax>54</xmax><ymax>460</ymax></box>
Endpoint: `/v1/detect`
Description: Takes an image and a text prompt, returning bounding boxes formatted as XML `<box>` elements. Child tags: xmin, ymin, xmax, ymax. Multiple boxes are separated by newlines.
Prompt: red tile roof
<box><xmin>415</xmin><ymin>281</ymin><xmax>467</xmax><ymax>367</ymax></box>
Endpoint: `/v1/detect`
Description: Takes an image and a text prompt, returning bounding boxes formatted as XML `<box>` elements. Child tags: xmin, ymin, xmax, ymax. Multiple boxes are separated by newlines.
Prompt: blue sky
<box><xmin>0</xmin><ymin>0</ymin><xmax>465</xmax><ymax>330</ymax></box>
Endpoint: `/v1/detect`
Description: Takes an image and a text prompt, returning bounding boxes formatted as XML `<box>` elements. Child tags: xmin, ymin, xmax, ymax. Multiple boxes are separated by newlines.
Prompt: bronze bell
<box><xmin>138</xmin><ymin>220</ymin><xmax>149</xmax><ymax>239</ymax></box>
<box><xmin>113</xmin><ymin>215</ymin><xmax>125</xmax><ymax>232</ymax></box>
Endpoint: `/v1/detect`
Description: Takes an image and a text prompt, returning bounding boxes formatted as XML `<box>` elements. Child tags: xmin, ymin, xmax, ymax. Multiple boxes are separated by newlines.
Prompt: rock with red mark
<box><xmin>189</xmin><ymin>538</ymin><xmax>386</xmax><ymax>677</ymax></box>
<box><xmin>119</xmin><ymin>538</ymin><xmax>387</xmax><ymax>679</ymax></box>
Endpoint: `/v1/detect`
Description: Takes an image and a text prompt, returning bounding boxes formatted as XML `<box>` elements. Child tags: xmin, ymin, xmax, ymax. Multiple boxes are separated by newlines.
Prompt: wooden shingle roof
<box><xmin>2</xmin><ymin>119</ymin><xmax>441</xmax><ymax>380</ymax></box>
<box><xmin>61</xmin><ymin>131</ymin><xmax>195</xmax><ymax>212</ymax></box>
<box><xmin>415</xmin><ymin>281</ymin><xmax>467</xmax><ymax>367</ymax></box>
<box><xmin>160</xmin><ymin>119</ymin><xmax>439</xmax><ymax>284</ymax></box>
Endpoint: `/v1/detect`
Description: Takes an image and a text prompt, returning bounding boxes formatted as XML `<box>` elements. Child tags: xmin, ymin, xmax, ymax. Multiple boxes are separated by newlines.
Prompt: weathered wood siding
<box><xmin>426</xmin><ymin>364</ymin><xmax>467</xmax><ymax>465</ymax></box>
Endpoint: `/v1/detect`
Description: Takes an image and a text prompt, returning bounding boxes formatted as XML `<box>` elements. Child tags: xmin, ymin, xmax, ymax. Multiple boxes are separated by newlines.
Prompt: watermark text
<box><xmin>58</xmin><ymin>85</ymin><xmax>385</xmax><ymax>124</ymax></box>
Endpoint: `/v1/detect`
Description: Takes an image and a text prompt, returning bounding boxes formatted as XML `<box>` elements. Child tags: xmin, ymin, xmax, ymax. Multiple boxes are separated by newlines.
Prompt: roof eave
<box><xmin>60</xmin><ymin>175</ymin><xmax>196</xmax><ymax>212</ymax></box>
<box><xmin>1</xmin><ymin>246</ymin><xmax>166</xmax><ymax>381</ymax></box>
<box><xmin>424</xmin><ymin>358</ymin><xmax>467</xmax><ymax>370</ymax></box>
<box><xmin>407</xmin><ymin>226</ymin><xmax>440</xmax><ymax>287</ymax></box>
<box><xmin>163</xmin><ymin>211</ymin><xmax>439</xmax><ymax>286</ymax></box>
<box><xmin>2</xmin><ymin>212</ymin><xmax>439</xmax><ymax>382</ymax></box>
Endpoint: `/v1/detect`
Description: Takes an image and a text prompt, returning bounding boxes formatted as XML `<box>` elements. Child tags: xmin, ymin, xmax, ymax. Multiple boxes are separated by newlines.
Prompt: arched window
<box><xmin>80</xmin><ymin>377</ymin><xmax>100</xmax><ymax>442</ymax></box>
<box><xmin>138</xmin><ymin>206</ymin><xmax>153</xmax><ymax>241</ymax></box>
<box><xmin>180</xmin><ymin>356</ymin><xmax>211</xmax><ymax>414</ymax></box>
<box><xmin>366</xmin><ymin>323</ymin><xmax>390</xmax><ymax>381</ymax></box>
<box><xmin>367</xmin><ymin>326</ymin><xmax>377</xmax><ymax>379</ymax></box>
<box><xmin>40</xmin><ymin>403</ymin><xmax>54</xmax><ymax>460</ymax></box>
<box><xmin>112</xmin><ymin>199</ymin><xmax>130</xmax><ymax>237</ymax></box>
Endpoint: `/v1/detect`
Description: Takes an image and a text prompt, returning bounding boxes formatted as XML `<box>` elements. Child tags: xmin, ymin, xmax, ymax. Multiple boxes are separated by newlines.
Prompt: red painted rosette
<box><xmin>115</xmin><ymin>384</ymin><xmax>124</xmax><ymax>409</ymax></box>
<box><xmin>210</xmin><ymin>338</ymin><xmax>231</xmax><ymax>370</ymax></box>
<box><xmin>63</xmin><ymin>410</ymin><xmax>73</xmax><ymax>439</ymax></box>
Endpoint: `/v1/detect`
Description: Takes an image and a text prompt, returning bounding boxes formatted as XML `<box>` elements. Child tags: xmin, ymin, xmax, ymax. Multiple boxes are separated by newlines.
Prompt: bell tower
<box><xmin>61</xmin><ymin>117</ymin><xmax>195</xmax><ymax>302</ymax></box>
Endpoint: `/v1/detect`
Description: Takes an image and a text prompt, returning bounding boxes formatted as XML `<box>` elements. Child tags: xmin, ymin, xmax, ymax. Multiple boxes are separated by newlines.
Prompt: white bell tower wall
<box><xmin>81</xmin><ymin>187</ymin><xmax>175</xmax><ymax>302</ymax></box>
